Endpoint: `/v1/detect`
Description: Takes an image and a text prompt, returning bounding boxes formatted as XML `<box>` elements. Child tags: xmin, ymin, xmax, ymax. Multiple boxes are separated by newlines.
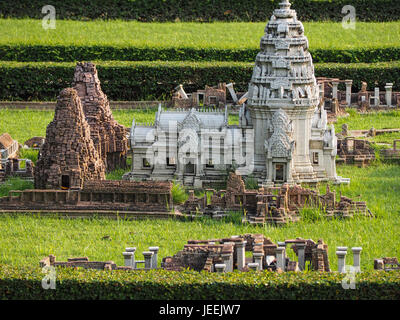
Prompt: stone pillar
<box><xmin>149</xmin><ymin>246</ymin><xmax>159</xmax><ymax>269</ymax></box>
<box><xmin>374</xmin><ymin>87</ymin><xmax>380</xmax><ymax>106</ymax></box>
<box><xmin>214</xmin><ymin>264</ymin><xmax>226</xmax><ymax>273</ymax></box>
<box><xmin>385</xmin><ymin>83</ymin><xmax>393</xmax><ymax>106</ymax></box>
<box><xmin>297</xmin><ymin>243</ymin><xmax>306</xmax><ymax>271</ymax></box>
<box><xmin>352</xmin><ymin>247</ymin><xmax>362</xmax><ymax>273</ymax></box>
<box><xmin>332</xmin><ymin>80</ymin><xmax>340</xmax><ymax>100</ymax></box>
<box><xmin>337</xmin><ymin>246</ymin><xmax>348</xmax><ymax>252</ymax></box>
<box><xmin>248</xmin><ymin>263</ymin><xmax>259</xmax><ymax>271</ymax></box>
<box><xmin>226</xmin><ymin>83</ymin><xmax>238</xmax><ymax>103</ymax></box>
<box><xmin>123</xmin><ymin>251</ymin><xmax>134</xmax><ymax>268</ymax></box>
<box><xmin>236</xmin><ymin>241</ymin><xmax>246</xmax><ymax>271</ymax></box>
<box><xmin>276</xmin><ymin>247</ymin><xmax>286</xmax><ymax>271</ymax></box>
<box><xmin>277</xmin><ymin>241</ymin><xmax>287</xmax><ymax>249</ymax></box>
<box><xmin>336</xmin><ymin>251</ymin><xmax>347</xmax><ymax>273</ymax></box>
<box><xmin>125</xmin><ymin>247</ymin><xmax>136</xmax><ymax>268</ymax></box>
<box><xmin>221</xmin><ymin>253</ymin><xmax>233</xmax><ymax>272</ymax></box>
<box><xmin>319</xmin><ymin>82</ymin><xmax>324</xmax><ymax>100</ymax></box>
<box><xmin>345</xmin><ymin>80</ymin><xmax>353</xmax><ymax>105</ymax></box>
<box><xmin>178</xmin><ymin>84</ymin><xmax>188</xmax><ymax>99</ymax></box>
<box><xmin>253</xmin><ymin>252</ymin><xmax>264</xmax><ymax>271</ymax></box>
<box><xmin>143</xmin><ymin>251</ymin><xmax>154</xmax><ymax>270</ymax></box>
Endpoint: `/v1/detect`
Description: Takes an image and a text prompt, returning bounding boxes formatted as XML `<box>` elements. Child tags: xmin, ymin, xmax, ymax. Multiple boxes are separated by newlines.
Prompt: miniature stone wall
<box><xmin>0</xmin><ymin>133</ymin><xmax>19</xmax><ymax>163</ymax></box>
<box><xmin>34</xmin><ymin>88</ymin><xmax>106</xmax><ymax>189</ymax></box>
<box><xmin>0</xmin><ymin>158</ymin><xmax>34</xmax><ymax>182</ymax></box>
<box><xmin>0</xmin><ymin>179</ymin><xmax>173</xmax><ymax>212</ymax></box>
<box><xmin>162</xmin><ymin>234</ymin><xmax>330</xmax><ymax>273</ymax></box>
<box><xmin>23</xmin><ymin>137</ymin><xmax>45</xmax><ymax>149</ymax></box>
<box><xmin>172</xmin><ymin>83</ymin><xmax>227</xmax><ymax>109</ymax></box>
<box><xmin>337</xmin><ymin>138</ymin><xmax>375</xmax><ymax>166</ymax></box>
<box><xmin>40</xmin><ymin>255</ymin><xmax>121</xmax><ymax>271</ymax></box>
<box><xmin>380</xmin><ymin>140</ymin><xmax>400</xmax><ymax>161</ymax></box>
<box><xmin>181</xmin><ymin>173</ymin><xmax>370</xmax><ymax>224</ymax></box>
<box><xmin>374</xmin><ymin>257</ymin><xmax>400</xmax><ymax>271</ymax></box>
<box><xmin>72</xmin><ymin>62</ymin><xmax>128</xmax><ymax>172</ymax></box>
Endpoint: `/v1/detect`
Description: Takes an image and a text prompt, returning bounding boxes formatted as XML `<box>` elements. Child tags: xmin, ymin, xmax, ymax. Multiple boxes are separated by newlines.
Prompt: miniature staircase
<box><xmin>183</xmin><ymin>176</ymin><xmax>194</xmax><ymax>186</ymax></box>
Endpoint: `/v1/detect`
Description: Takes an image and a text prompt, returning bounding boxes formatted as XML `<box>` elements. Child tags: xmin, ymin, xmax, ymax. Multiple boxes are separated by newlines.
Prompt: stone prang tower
<box><xmin>245</xmin><ymin>0</ymin><xmax>346</xmax><ymax>185</ymax></box>
<box><xmin>35</xmin><ymin>88</ymin><xmax>106</xmax><ymax>189</ymax></box>
<box><xmin>72</xmin><ymin>62</ymin><xmax>128</xmax><ymax>172</ymax></box>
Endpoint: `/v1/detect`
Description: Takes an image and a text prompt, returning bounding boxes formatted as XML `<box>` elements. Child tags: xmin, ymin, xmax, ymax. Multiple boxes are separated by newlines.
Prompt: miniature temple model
<box><xmin>125</xmin><ymin>0</ymin><xmax>349</xmax><ymax>187</ymax></box>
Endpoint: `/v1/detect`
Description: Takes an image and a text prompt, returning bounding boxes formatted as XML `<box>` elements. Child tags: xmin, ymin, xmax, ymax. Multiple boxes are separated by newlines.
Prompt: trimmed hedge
<box><xmin>0</xmin><ymin>61</ymin><xmax>399</xmax><ymax>101</ymax></box>
<box><xmin>1</xmin><ymin>45</ymin><xmax>400</xmax><ymax>64</ymax></box>
<box><xmin>0</xmin><ymin>264</ymin><xmax>400</xmax><ymax>300</ymax></box>
<box><xmin>1</xmin><ymin>0</ymin><xmax>399</xmax><ymax>22</ymax></box>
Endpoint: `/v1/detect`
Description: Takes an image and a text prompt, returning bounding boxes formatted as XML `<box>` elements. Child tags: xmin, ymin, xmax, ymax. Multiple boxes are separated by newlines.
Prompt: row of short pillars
<box><xmin>336</xmin><ymin>246</ymin><xmax>362</xmax><ymax>273</ymax></box>
<box><xmin>122</xmin><ymin>246</ymin><xmax>159</xmax><ymax>269</ymax></box>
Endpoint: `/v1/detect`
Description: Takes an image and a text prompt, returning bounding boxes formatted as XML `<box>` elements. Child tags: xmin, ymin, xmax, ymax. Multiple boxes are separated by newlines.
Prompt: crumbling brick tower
<box><xmin>72</xmin><ymin>62</ymin><xmax>128</xmax><ymax>172</ymax></box>
<box><xmin>34</xmin><ymin>88</ymin><xmax>106</xmax><ymax>189</ymax></box>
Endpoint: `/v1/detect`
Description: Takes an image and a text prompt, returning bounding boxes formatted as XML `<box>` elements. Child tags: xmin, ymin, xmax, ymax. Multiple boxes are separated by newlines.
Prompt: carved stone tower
<box><xmin>247</xmin><ymin>0</ymin><xmax>320</xmax><ymax>185</ymax></box>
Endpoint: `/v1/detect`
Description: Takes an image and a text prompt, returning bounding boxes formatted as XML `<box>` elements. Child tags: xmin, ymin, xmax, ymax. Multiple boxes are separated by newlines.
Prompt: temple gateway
<box><xmin>124</xmin><ymin>0</ymin><xmax>349</xmax><ymax>187</ymax></box>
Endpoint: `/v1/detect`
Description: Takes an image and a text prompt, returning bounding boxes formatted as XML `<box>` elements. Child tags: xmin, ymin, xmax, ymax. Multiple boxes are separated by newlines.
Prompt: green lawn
<box><xmin>1</xmin><ymin>109</ymin><xmax>399</xmax><ymax>271</ymax></box>
<box><xmin>335</xmin><ymin>109</ymin><xmax>400</xmax><ymax>130</ymax></box>
<box><xmin>2</xmin><ymin>108</ymin><xmax>399</xmax><ymax>146</ymax></box>
<box><xmin>0</xmin><ymin>108</ymin><xmax>238</xmax><ymax>144</ymax></box>
<box><xmin>0</xmin><ymin>108</ymin><xmax>156</xmax><ymax>143</ymax></box>
<box><xmin>0</xmin><ymin>165</ymin><xmax>399</xmax><ymax>271</ymax></box>
<box><xmin>1</xmin><ymin>20</ymin><xmax>399</xmax><ymax>50</ymax></box>
<box><xmin>335</xmin><ymin>109</ymin><xmax>400</xmax><ymax>145</ymax></box>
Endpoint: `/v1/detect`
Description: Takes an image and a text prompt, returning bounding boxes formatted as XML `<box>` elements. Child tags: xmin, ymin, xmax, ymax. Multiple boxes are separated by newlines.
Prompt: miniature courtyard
<box><xmin>0</xmin><ymin>0</ymin><xmax>400</xmax><ymax>301</ymax></box>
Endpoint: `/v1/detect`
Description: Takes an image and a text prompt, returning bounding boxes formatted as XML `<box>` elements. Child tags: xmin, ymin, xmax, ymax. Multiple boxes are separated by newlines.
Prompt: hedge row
<box><xmin>1</xmin><ymin>61</ymin><xmax>399</xmax><ymax>101</ymax></box>
<box><xmin>2</xmin><ymin>45</ymin><xmax>400</xmax><ymax>64</ymax></box>
<box><xmin>1</xmin><ymin>264</ymin><xmax>400</xmax><ymax>299</ymax></box>
<box><xmin>1</xmin><ymin>0</ymin><xmax>400</xmax><ymax>22</ymax></box>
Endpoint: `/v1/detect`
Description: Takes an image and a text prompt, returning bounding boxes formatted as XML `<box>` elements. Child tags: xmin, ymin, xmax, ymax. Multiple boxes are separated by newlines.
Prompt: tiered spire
<box><xmin>247</xmin><ymin>0</ymin><xmax>319</xmax><ymax>107</ymax></box>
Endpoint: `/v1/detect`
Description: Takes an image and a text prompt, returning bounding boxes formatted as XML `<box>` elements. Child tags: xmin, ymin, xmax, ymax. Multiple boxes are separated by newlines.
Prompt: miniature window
<box><xmin>61</xmin><ymin>175</ymin><xmax>70</xmax><ymax>189</ymax></box>
<box><xmin>275</xmin><ymin>164</ymin><xmax>285</xmax><ymax>182</ymax></box>
<box><xmin>313</xmin><ymin>152</ymin><xmax>319</xmax><ymax>165</ymax></box>
<box><xmin>198</xmin><ymin>93</ymin><xmax>204</xmax><ymax>105</ymax></box>
<box><xmin>184</xmin><ymin>162</ymin><xmax>195</xmax><ymax>174</ymax></box>
<box><xmin>137</xmin><ymin>194</ymin><xmax>146</xmax><ymax>203</ymax></box>
<box><xmin>347</xmin><ymin>139</ymin><xmax>354</xmax><ymax>152</ymax></box>
<box><xmin>206</xmin><ymin>159</ymin><xmax>214</xmax><ymax>168</ymax></box>
<box><xmin>167</xmin><ymin>157</ymin><xmax>176</xmax><ymax>166</ymax></box>
<box><xmin>209</xmin><ymin>96</ymin><xmax>217</xmax><ymax>105</ymax></box>
<box><xmin>142</xmin><ymin>158</ymin><xmax>151</xmax><ymax>168</ymax></box>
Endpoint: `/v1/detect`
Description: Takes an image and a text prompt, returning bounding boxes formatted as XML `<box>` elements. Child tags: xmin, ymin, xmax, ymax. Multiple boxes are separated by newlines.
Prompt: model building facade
<box><xmin>125</xmin><ymin>0</ymin><xmax>348</xmax><ymax>187</ymax></box>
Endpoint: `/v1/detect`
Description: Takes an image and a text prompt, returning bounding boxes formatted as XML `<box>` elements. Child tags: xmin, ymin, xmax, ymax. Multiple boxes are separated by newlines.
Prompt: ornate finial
<box><xmin>279</xmin><ymin>0</ymin><xmax>291</xmax><ymax>9</ymax></box>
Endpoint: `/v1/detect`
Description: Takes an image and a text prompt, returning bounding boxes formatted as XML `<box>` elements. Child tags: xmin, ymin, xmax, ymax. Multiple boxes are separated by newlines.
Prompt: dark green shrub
<box><xmin>1</xmin><ymin>61</ymin><xmax>399</xmax><ymax>101</ymax></box>
<box><xmin>1</xmin><ymin>45</ymin><xmax>399</xmax><ymax>63</ymax></box>
<box><xmin>0</xmin><ymin>264</ymin><xmax>399</xmax><ymax>300</ymax></box>
<box><xmin>0</xmin><ymin>0</ymin><xmax>399</xmax><ymax>22</ymax></box>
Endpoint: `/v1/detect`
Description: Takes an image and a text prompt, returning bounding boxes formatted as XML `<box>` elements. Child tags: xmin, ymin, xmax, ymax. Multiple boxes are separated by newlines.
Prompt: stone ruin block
<box><xmin>337</xmin><ymin>138</ymin><xmax>375</xmax><ymax>166</ymax></box>
<box><xmin>24</xmin><ymin>137</ymin><xmax>45</xmax><ymax>149</ymax></box>
<box><xmin>380</xmin><ymin>140</ymin><xmax>400</xmax><ymax>160</ymax></box>
<box><xmin>0</xmin><ymin>133</ymin><xmax>19</xmax><ymax>162</ymax></box>
<box><xmin>172</xmin><ymin>83</ymin><xmax>227</xmax><ymax>109</ymax></box>
<box><xmin>34</xmin><ymin>88</ymin><xmax>106</xmax><ymax>189</ymax></box>
<box><xmin>40</xmin><ymin>254</ymin><xmax>119</xmax><ymax>270</ymax></box>
<box><xmin>311</xmin><ymin>239</ymin><xmax>330</xmax><ymax>272</ymax></box>
<box><xmin>162</xmin><ymin>234</ymin><xmax>329</xmax><ymax>273</ymax></box>
<box><xmin>374</xmin><ymin>257</ymin><xmax>400</xmax><ymax>271</ymax></box>
<box><xmin>72</xmin><ymin>62</ymin><xmax>128</xmax><ymax>172</ymax></box>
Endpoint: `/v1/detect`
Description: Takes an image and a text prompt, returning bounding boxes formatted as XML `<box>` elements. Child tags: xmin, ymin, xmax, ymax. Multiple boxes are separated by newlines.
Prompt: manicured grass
<box><xmin>0</xmin><ymin>109</ymin><xmax>399</xmax><ymax>271</ymax></box>
<box><xmin>1</xmin><ymin>20</ymin><xmax>399</xmax><ymax>50</ymax></box>
<box><xmin>335</xmin><ymin>109</ymin><xmax>400</xmax><ymax>130</ymax></box>
<box><xmin>0</xmin><ymin>108</ymin><xmax>157</xmax><ymax>143</ymax></box>
<box><xmin>0</xmin><ymin>165</ymin><xmax>399</xmax><ymax>271</ymax></box>
<box><xmin>0</xmin><ymin>108</ymin><xmax>238</xmax><ymax>144</ymax></box>
<box><xmin>0</xmin><ymin>177</ymin><xmax>33</xmax><ymax>197</ymax></box>
<box><xmin>334</xmin><ymin>109</ymin><xmax>400</xmax><ymax>145</ymax></box>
